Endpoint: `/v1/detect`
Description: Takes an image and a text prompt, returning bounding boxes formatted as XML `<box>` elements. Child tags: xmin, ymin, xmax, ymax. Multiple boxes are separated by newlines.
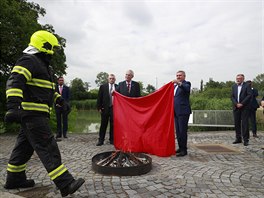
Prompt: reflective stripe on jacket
<box><xmin>6</xmin><ymin>54</ymin><xmax>60</xmax><ymax>115</ymax></box>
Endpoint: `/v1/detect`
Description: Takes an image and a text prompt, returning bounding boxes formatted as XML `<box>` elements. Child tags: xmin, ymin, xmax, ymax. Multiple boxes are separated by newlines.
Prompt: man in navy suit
<box><xmin>55</xmin><ymin>76</ymin><xmax>70</xmax><ymax>139</ymax></box>
<box><xmin>231</xmin><ymin>74</ymin><xmax>252</xmax><ymax>146</ymax></box>
<box><xmin>246</xmin><ymin>80</ymin><xmax>259</xmax><ymax>138</ymax></box>
<box><xmin>96</xmin><ymin>74</ymin><xmax>118</xmax><ymax>146</ymax></box>
<box><xmin>173</xmin><ymin>70</ymin><xmax>191</xmax><ymax>157</ymax></box>
<box><xmin>116</xmin><ymin>70</ymin><xmax>141</xmax><ymax>98</ymax></box>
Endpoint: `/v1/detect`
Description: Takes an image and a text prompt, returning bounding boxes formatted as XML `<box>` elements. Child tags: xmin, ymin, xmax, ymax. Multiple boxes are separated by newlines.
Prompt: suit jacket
<box><xmin>174</xmin><ymin>80</ymin><xmax>191</xmax><ymax>116</ymax></box>
<box><xmin>231</xmin><ymin>82</ymin><xmax>252</xmax><ymax>110</ymax></box>
<box><xmin>97</xmin><ymin>83</ymin><xmax>118</xmax><ymax>112</ymax></box>
<box><xmin>116</xmin><ymin>80</ymin><xmax>141</xmax><ymax>97</ymax></box>
<box><xmin>55</xmin><ymin>84</ymin><xmax>70</xmax><ymax>112</ymax></box>
<box><xmin>249</xmin><ymin>88</ymin><xmax>259</xmax><ymax>110</ymax></box>
<box><xmin>55</xmin><ymin>85</ymin><xmax>70</xmax><ymax>102</ymax></box>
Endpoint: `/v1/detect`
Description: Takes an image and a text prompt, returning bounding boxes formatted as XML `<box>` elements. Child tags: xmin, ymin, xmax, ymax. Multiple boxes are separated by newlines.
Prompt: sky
<box><xmin>30</xmin><ymin>0</ymin><xmax>263</xmax><ymax>89</ymax></box>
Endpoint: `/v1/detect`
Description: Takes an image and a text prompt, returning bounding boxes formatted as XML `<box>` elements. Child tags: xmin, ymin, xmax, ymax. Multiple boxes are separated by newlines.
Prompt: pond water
<box><xmin>69</xmin><ymin>110</ymin><xmax>102</xmax><ymax>134</ymax></box>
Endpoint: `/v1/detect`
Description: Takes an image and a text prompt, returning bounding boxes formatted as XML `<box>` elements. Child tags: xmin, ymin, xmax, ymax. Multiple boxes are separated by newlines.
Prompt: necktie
<box><xmin>174</xmin><ymin>84</ymin><xmax>178</xmax><ymax>96</ymax></box>
<box><xmin>127</xmin><ymin>83</ymin><xmax>130</xmax><ymax>93</ymax></box>
<box><xmin>59</xmin><ymin>86</ymin><xmax>63</xmax><ymax>95</ymax></box>
<box><xmin>109</xmin><ymin>84</ymin><xmax>113</xmax><ymax>106</ymax></box>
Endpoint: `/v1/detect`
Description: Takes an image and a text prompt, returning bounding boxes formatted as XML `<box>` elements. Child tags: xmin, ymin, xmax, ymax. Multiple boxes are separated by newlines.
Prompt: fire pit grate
<box><xmin>92</xmin><ymin>151</ymin><xmax>152</xmax><ymax>176</ymax></box>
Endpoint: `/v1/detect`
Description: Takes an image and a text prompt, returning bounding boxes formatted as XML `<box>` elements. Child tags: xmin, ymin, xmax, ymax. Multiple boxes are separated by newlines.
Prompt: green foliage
<box><xmin>253</xmin><ymin>73</ymin><xmax>264</xmax><ymax>92</ymax></box>
<box><xmin>0</xmin><ymin>0</ymin><xmax>68</xmax><ymax>125</ymax></box>
<box><xmin>1</xmin><ymin>122</ymin><xmax>20</xmax><ymax>133</ymax></box>
<box><xmin>0</xmin><ymin>0</ymin><xmax>43</xmax><ymax>73</ymax></box>
<box><xmin>88</xmin><ymin>89</ymin><xmax>99</xmax><ymax>99</ymax></box>
<box><xmin>145</xmin><ymin>84</ymin><xmax>156</xmax><ymax>94</ymax></box>
<box><xmin>70</xmin><ymin>78</ymin><xmax>89</xmax><ymax>100</ymax></box>
<box><xmin>95</xmin><ymin>72</ymin><xmax>109</xmax><ymax>87</ymax></box>
<box><xmin>138</xmin><ymin>81</ymin><xmax>144</xmax><ymax>96</ymax></box>
<box><xmin>71</xmin><ymin>99</ymin><xmax>97</xmax><ymax>110</ymax></box>
<box><xmin>204</xmin><ymin>78</ymin><xmax>234</xmax><ymax>90</ymax></box>
<box><xmin>198</xmin><ymin>87</ymin><xmax>231</xmax><ymax>99</ymax></box>
<box><xmin>191</xmin><ymin>90</ymin><xmax>232</xmax><ymax>110</ymax></box>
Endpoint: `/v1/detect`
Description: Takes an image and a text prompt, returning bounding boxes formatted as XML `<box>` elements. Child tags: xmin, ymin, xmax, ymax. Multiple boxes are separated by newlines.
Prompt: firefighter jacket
<box><xmin>6</xmin><ymin>53</ymin><xmax>61</xmax><ymax>117</ymax></box>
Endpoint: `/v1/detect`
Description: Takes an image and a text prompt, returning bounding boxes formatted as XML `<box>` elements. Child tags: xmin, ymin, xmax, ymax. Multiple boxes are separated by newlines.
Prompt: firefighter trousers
<box><xmin>8</xmin><ymin>116</ymin><xmax>74</xmax><ymax>189</ymax></box>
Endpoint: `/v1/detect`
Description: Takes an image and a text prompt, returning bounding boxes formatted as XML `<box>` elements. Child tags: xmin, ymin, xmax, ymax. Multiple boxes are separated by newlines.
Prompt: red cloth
<box><xmin>113</xmin><ymin>82</ymin><xmax>175</xmax><ymax>157</ymax></box>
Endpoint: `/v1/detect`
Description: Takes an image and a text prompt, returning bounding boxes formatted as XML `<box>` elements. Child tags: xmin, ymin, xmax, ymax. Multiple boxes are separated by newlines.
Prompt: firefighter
<box><xmin>4</xmin><ymin>30</ymin><xmax>85</xmax><ymax>197</ymax></box>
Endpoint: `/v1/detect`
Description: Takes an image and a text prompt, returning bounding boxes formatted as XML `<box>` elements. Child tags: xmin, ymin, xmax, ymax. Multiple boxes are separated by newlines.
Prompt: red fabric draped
<box><xmin>113</xmin><ymin>82</ymin><xmax>175</xmax><ymax>157</ymax></box>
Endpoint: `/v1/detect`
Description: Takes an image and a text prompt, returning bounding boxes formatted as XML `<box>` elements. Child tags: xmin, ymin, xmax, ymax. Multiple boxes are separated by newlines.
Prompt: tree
<box><xmin>138</xmin><ymin>81</ymin><xmax>144</xmax><ymax>96</ymax></box>
<box><xmin>0</xmin><ymin>0</ymin><xmax>44</xmax><ymax>76</ymax></box>
<box><xmin>253</xmin><ymin>73</ymin><xmax>264</xmax><ymax>92</ymax></box>
<box><xmin>70</xmin><ymin>78</ymin><xmax>88</xmax><ymax>100</ymax></box>
<box><xmin>145</xmin><ymin>84</ymin><xmax>156</xmax><ymax>94</ymax></box>
<box><xmin>0</xmin><ymin>0</ymin><xmax>67</xmax><ymax>117</ymax></box>
<box><xmin>204</xmin><ymin>78</ymin><xmax>224</xmax><ymax>90</ymax></box>
<box><xmin>95</xmin><ymin>72</ymin><xmax>108</xmax><ymax>87</ymax></box>
<box><xmin>84</xmin><ymin>82</ymin><xmax>91</xmax><ymax>91</ymax></box>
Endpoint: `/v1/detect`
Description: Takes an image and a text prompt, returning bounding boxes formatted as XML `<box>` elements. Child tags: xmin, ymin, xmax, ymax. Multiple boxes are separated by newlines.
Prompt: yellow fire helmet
<box><xmin>29</xmin><ymin>30</ymin><xmax>60</xmax><ymax>55</ymax></box>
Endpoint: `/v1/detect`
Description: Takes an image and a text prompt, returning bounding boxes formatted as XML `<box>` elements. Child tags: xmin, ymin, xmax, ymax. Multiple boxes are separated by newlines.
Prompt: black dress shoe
<box><xmin>64</xmin><ymin>136</ymin><xmax>68</xmax><ymax>138</ymax></box>
<box><xmin>176</xmin><ymin>151</ymin><xmax>187</xmax><ymax>157</ymax></box>
<box><xmin>60</xmin><ymin>178</ymin><xmax>85</xmax><ymax>197</ymax></box>
<box><xmin>244</xmin><ymin>141</ymin><xmax>249</xmax><ymax>146</ymax></box>
<box><xmin>96</xmin><ymin>142</ymin><xmax>103</xmax><ymax>146</ymax></box>
<box><xmin>176</xmin><ymin>149</ymin><xmax>181</xmax><ymax>153</ymax></box>
<box><xmin>253</xmin><ymin>134</ymin><xmax>259</xmax><ymax>138</ymax></box>
<box><xmin>233</xmin><ymin>140</ymin><xmax>242</xmax><ymax>144</ymax></box>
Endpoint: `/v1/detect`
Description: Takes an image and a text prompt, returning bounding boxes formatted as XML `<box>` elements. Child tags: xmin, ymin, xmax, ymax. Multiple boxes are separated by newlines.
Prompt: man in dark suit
<box><xmin>173</xmin><ymin>70</ymin><xmax>191</xmax><ymax>157</ymax></box>
<box><xmin>96</xmin><ymin>74</ymin><xmax>118</xmax><ymax>146</ymax></box>
<box><xmin>246</xmin><ymin>80</ymin><xmax>259</xmax><ymax>138</ymax></box>
<box><xmin>231</xmin><ymin>74</ymin><xmax>252</xmax><ymax>146</ymax></box>
<box><xmin>55</xmin><ymin>76</ymin><xmax>70</xmax><ymax>139</ymax></box>
<box><xmin>116</xmin><ymin>69</ymin><xmax>141</xmax><ymax>97</ymax></box>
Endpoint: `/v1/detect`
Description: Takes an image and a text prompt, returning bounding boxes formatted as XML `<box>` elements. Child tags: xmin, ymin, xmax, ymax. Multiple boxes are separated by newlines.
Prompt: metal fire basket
<box><xmin>92</xmin><ymin>151</ymin><xmax>152</xmax><ymax>176</ymax></box>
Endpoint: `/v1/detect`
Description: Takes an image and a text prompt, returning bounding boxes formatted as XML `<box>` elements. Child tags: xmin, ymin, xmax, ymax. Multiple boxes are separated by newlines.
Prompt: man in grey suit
<box><xmin>116</xmin><ymin>70</ymin><xmax>141</xmax><ymax>98</ymax></box>
<box><xmin>96</xmin><ymin>74</ymin><xmax>117</xmax><ymax>146</ymax></box>
<box><xmin>231</xmin><ymin>74</ymin><xmax>252</xmax><ymax>146</ymax></box>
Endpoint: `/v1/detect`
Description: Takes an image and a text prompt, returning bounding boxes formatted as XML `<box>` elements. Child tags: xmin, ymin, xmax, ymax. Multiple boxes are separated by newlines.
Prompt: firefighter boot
<box><xmin>4</xmin><ymin>171</ymin><xmax>35</xmax><ymax>189</ymax></box>
<box><xmin>60</xmin><ymin>178</ymin><xmax>85</xmax><ymax>197</ymax></box>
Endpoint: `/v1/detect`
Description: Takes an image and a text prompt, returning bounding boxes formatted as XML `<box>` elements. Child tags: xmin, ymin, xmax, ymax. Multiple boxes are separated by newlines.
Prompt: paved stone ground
<box><xmin>0</xmin><ymin>131</ymin><xmax>263</xmax><ymax>198</ymax></box>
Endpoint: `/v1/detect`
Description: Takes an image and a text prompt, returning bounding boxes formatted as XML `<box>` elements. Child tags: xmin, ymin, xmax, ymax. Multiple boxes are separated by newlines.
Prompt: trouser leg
<box><xmin>5</xmin><ymin>128</ymin><xmax>35</xmax><ymax>189</ymax></box>
<box><xmin>249</xmin><ymin>110</ymin><xmax>257</xmax><ymax>134</ymax></box>
<box><xmin>175</xmin><ymin>115</ymin><xmax>189</xmax><ymax>152</ymax></box>
<box><xmin>8</xmin><ymin>128</ymin><xmax>34</xmax><ymax>165</ymax></box>
<box><xmin>98</xmin><ymin>111</ymin><xmax>109</xmax><ymax>143</ymax></box>
<box><xmin>109</xmin><ymin>107</ymin><xmax>114</xmax><ymax>142</ymax></box>
<box><xmin>241</xmin><ymin>109</ymin><xmax>250</xmax><ymax>142</ymax></box>
<box><xmin>22</xmin><ymin>116</ymin><xmax>74</xmax><ymax>189</ymax></box>
<box><xmin>233</xmin><ymin>110</ymin><xmax>242</xmax><ymax>140</ymax></box>
<box><xmin>56</xmin><ymin>109</ymin><xmax>62</xmax><ymax>137</ymax></box>
<box><xmin>176</xmin><ymin>115</ymin><xmax>189</xmax><ymax>151</ymax></box>
<box><xmin>62</xmin><ymin>111</ymin><xmax>68</xmax><ymax>137</ymax></box>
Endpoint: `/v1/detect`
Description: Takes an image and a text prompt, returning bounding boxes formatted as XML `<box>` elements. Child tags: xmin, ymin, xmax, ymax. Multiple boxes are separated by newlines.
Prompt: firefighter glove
<box><xmin>4</xmin><ymin>107</ymin><xmax>22</xmax><ymax>123</ymax></box>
